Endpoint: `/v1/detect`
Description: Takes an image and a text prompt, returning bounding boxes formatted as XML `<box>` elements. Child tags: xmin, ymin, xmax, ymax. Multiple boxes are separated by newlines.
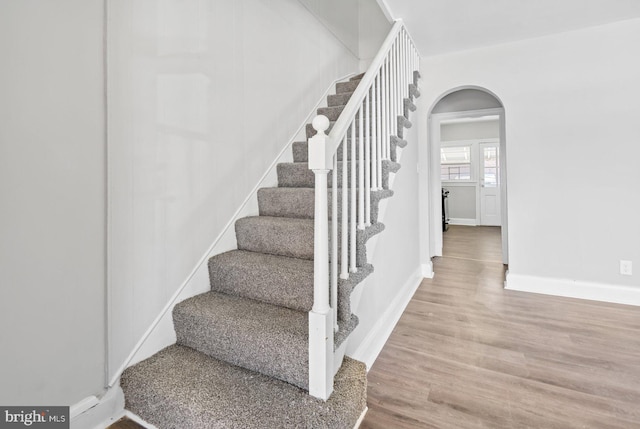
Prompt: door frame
<box><xmin>428</xmin><ymin>107</ymin><xmax>508</xmax><ymax>264</ymax></box>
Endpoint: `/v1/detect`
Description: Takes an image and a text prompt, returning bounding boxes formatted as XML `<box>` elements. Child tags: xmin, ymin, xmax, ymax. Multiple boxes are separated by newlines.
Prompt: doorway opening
<box><xmin>427</xmin><ymin>87</ymin><xmax>508</xmax><ymax>265</ymax></box>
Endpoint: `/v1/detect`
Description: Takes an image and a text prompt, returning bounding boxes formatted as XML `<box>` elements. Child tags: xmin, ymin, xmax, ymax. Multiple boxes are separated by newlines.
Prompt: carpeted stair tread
<box><xmin>336</xmin><ymin>79</ymin><xmax>361</xmax><ymax>94</ymax></box>
<box><xmin>121</xmin><ymin>344</ymin><xmax>367</xmax><ymax>429</ymax></box>
<box><xmin>317</xmin><ymin>105</ymin><xmax>346</xmax><ymax>121</ymax></box>
<box><xmin>277</xmin><ymin>160</ymin><xmax>397</xmax><ymax>190</ymax></box>
<box><xmin>208</xmin><ymin>250</ymin><xmax>313</xmax><ymax>312</ymax></box>
<box><xmin>258</xmin><ymin>186</ymin><xmax>393</xmax><ymax>224</ymax></box>
<box><xmin>236</xmin><ymin>216</ymin><xmax>314</xmax><ymax>260</ymax></box>
<box><xmin>328</xmin><ymin>92</ymin><xmax>354</xmax><ymax>107</ymax></box>
<box><xmin>258</xmin><ymin>187</ymin><xmax>315</xmax><ymax>219</ymax></box>
<box><xmin>350</xmin><ymin>73</ymin><xmax>365</xmax><ymax>81</ymax></box>
<box><xmin>173</xmin><ymin>291</ymin><xmax>309</xmax><ymax>389</ymax></box>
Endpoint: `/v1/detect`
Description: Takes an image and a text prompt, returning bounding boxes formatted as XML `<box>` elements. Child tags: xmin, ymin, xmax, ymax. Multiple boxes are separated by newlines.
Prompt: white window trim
<box><xmin>440</xmin><ymin>138</ymin><xmax>498</xmax><ymax>184</ymax></box>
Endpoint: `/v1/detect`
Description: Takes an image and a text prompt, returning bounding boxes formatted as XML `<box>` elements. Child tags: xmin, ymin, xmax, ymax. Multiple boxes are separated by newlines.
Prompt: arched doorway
<box><xmin>427</xmin><ymin>87</ymin><xmax>508</xmax><ymax>265</ymax></box>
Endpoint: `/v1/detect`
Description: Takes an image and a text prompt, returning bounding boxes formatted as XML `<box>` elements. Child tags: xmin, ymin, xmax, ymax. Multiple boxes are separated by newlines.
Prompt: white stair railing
<box><xmin>308</xmin><ymin>20</ymin><xmax>419</xmax><ymax>400</ymax></box>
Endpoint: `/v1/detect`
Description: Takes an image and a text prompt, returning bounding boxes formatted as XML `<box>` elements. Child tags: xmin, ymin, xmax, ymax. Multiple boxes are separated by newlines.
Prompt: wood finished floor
<box><xmin>107</xmin><ymin>418</ymin><xmax>144</xmax><ymax>429</ymax></box>
<box><xmin>361</xmin><ymin>225</ymin><xmax>640</xmax><ymax>429</ymax></box>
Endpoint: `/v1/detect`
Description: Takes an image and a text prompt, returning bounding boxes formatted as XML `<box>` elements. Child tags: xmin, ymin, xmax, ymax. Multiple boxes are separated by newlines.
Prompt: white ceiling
<box><xmin>381</xmin><ymin>0</ymin><xmax>640</xmax><ymax>56</ymax></box>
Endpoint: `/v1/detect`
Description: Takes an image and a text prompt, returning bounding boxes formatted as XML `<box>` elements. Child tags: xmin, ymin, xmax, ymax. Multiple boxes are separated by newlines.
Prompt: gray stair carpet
<box><xmin>121</xmin><ymin>70</ymin><xmax>421</xmax><ymax>428</ymax></box>
<box><xmin>276</xmin><ymin>159</ymin><xmax>398</xmax><ymax>189</ymax></box>
<box><xmin>121</xmin><ymin>345</ymin><xmax>366</xmax><ymax>429</ymax></box>
<box><xmin>258</xmin><ymin>186</ymin><xmax>394</xmax><ymax>226</ymax></box>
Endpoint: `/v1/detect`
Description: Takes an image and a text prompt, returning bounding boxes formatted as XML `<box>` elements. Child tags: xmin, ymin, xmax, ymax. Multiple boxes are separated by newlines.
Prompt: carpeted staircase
<box><xmin>120</xmin><ymin>71</ymin><xmax>420</xmax><ymax>429</ymax></box>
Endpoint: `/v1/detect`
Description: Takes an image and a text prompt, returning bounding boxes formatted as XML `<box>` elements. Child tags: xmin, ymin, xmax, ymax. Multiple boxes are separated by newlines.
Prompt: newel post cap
<box><xmin>312</xmin><ymin>115</ymin><xmax>330</xmax><ymax>135</ymax></box>
<box><xmin>308</xmin><ymin>115</ymin><xmax>332</xmax><ymax>171</ymax></box>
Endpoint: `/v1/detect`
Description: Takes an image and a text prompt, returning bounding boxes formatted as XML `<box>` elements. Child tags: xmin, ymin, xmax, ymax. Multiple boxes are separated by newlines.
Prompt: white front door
<box><xmin>480</xmin><ymin>143</ymin><xmax>501</xmax><ymax>226</ymax></box>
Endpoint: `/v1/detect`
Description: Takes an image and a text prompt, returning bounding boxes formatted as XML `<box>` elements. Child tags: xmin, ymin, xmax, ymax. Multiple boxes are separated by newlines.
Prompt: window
<box><xmin>441</xmin><ymin>146</ymin><xmax>472</xmax><ymax>181</ymax></box>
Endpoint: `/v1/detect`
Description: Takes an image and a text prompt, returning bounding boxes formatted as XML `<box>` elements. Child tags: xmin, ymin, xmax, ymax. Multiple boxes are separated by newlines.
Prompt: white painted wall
<box><xmin>446</xmin><ymin>185</ymin><xmax>476</xmax><ymax>220</ymax></box>
<box><xmin>347</xmin><ymin>105</ymin><xmax>423</xmax><ymax>366</ymax></box>
<box><xmin>358</xmin><ymin>0</ymin><xmax>392</xmax><ymax>69</ymax></box>
<box><xmin>107</xmin><ymin>0</ymin><xmax>359</xmax><ymax>381</ymax></box>
<box><xmin>0</xmin><ymin>0</ymin><xmax>106</xmax><ymax>405</ymax></box>
<box><xmin>300</xmin><ymin>0</ymin><xmax>391</xmax><ymax>69</ymax></box>
<box><xmin>299</xmin><ymin>0</ymin><xmax>359</xmax><ymax>56</ymax></box>
<box><xmin>418</xmin><ymin>18</ymin><xmax>640</xmax><ymax>291</ymax></box>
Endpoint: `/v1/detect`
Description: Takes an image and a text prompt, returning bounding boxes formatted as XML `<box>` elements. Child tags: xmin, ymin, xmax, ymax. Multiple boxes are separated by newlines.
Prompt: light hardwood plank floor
<box><xmin>361</xmin><ymin>225</ymin><xmax>640</xmax><ymax>429</ymax></box>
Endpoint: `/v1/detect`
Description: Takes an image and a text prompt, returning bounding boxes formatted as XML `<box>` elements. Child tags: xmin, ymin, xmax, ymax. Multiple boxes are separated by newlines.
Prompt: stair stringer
<box><xmin>333</xmin><ymin>80</ymin><xmax>421</xmax><ymax>373</ymax></box>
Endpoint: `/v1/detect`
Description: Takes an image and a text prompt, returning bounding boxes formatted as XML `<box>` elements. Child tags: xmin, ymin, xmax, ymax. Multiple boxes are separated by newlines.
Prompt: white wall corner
<box><xmin>505</xmin><ymin>273</ymin><xmax>640</xmax><ymax>307</ymax></box>
<box><xmin>421</xmin><ymin>262</ymin><xmax>434</xmax><ymax>279</ymax></box>
<box><xmin>70</xmin><ymin>386</ymin><xmax>125</xmax><ymax>429</ymax></box>
<box><xmin>374</xmin><ymin>0</ymin><xmax>395</xmax><ymax>22</ymax></box>
<box><xmin>348</xmin><ymin>267</ymin><xmax>422</xmax><ymax>369</ymax></box>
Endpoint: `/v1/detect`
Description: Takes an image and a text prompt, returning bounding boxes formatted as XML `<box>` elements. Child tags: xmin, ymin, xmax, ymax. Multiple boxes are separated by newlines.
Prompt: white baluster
<box><xmin>365</xmin><ymin>90</ymin><xmax>371</xmax><ymax>227</ymax></box>
<box><xmin>349</xmin><ymin>120</ymin><xmax>357</xmax><ymax>273</ymax></box>
<box><xmin>340</xmin><ymin>135</ymin><xmax>348</xmax><ymax>280</ymax></box>
<box><xmin>371</xmin><ymin>73</ymin><xmax>378</xmax><ymax>193</ymax></box>
<box><xmin>308</xmin><ymin>114</ymin><xmax>333</xmax><ymax>401</ymax></box>
<box><xmin>404</xmin><ymin>30</ymin><xmax>408</xmax><ymax>98</ymax></box>
<box><xmin>384</xmin><ymin>56</ymin><xmax>389</xmax><ymax>160</ymax></box>
<box><xmin>405</xmin><ymin>31</ymin><xmax>410</xmax><ymax>97</ymax></box>
<box><xmin>390</xmin><ymin>40</ymin><xmax>396</xmax><ymax>138</ymax></box>
<box><xmin>331</xmin><ymin>154</ymin><xmax>338</xmax><ymax>333</ymax></box>
<box><xmin>376</xmin><ymin>68</ymin><xmax>382</xmax><ymax>189</ymax></box>
<box><xmin>358</xmin><ymin>104</ymin><xmax>365</xmax><ymax>230</ymax></box>
<box><xmin>395</xmin><ymin>39</ymin><xmax>400</xmax><ymax>136</ymax></box>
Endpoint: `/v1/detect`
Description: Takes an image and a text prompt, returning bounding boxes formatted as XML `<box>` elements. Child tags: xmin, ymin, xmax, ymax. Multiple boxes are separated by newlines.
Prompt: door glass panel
<box><xmin>483</xmin><ymin>146</ymin><xmax>499</xmax><ymax>187</ymax></box>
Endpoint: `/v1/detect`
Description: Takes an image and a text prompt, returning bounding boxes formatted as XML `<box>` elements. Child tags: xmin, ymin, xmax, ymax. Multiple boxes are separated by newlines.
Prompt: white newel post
<box><xmin>307</xmin><ymin>115</ymin><xmax>334</xmax><ymax>401</ymax></box>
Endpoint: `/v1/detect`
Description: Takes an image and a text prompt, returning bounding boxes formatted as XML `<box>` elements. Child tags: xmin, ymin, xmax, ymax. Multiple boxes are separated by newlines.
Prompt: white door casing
<box><xmin>428</xmin><ymin>107</ymin><xmax>508</xmax><ymax>264</ymax></box>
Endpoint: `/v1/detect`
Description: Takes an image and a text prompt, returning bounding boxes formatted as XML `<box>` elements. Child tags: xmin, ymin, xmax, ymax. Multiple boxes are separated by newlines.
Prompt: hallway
<box><xmin>361</xmin><ymin>226</ymin><xmax>640</xmax><ymax>428</ymax></box>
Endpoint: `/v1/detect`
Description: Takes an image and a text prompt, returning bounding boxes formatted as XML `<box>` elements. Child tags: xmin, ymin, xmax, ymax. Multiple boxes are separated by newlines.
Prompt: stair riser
<box><xmin>236</xmin><ymin>217</ymin><xmax>314</xmax><ymax>260</ymax></box>
<box><xmin>208</xmin><ymin>250</ymin><xmax>314</xmax><ymax>313</ymax></box>
<box><xmin>258</xmin><ymin>187</ymin><xmax>391</xmax><ymax>226</ymax></box>
<box><xmin>317</xmin><ymin>105</ymin><xmax>345</xmax><ymax>121</ymax></box>
<box><xmin>327</xmin><ymin>92</ymin><xmax>353</xmax><ymax>107</ymax></box>
<box><xmin>208</xmin><ymin>247</ymin><xmax>371</xmax><ymax>324</ymax></box>
<box><xmin>234</xmin><ymin>218</ymin><xmax>372</xmax><ymax>268</ymax></box>
<box><xmin>173</xmin><ymin>293</ymin><xmax>309</xmax><ymax>390</ymax></box>
<box><xmin>336</xmin><ymin>80</ymin><xmax>360</xmax><ymax>94</ymax></box>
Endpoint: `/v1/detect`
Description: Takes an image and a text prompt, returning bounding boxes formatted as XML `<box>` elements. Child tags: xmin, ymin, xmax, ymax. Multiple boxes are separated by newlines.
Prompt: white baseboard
<box><xmin>125</xmin><ymin>411</ymin><xmax>160</xmax><ymax>429</ymax></box>
<box><xmin>70</xmin><ymin>387</ymin><xmax>124</xmax><ymax>429</ymax></box>
<box><xmin>505</xmin><ymin>273</ymin><xmax>640</xmax><ymax>307</ymax></box>
<box><xmin>353</xmin><ymin>406</ymin><xmax>368</xmax><ymax>429</ymax></box>
<box><xmin>348</xmin><ymin>267</ymin><xmax>422</xmax><ymax>369</ymax></box>
<box><xmin>421</xmin><ymin>262</ymin><xmax>434</xmax><ymax>278</ymax></box>
<box><xmin>448</xmin><ymin>218</ymin><xmax>477</xmax><ymax>226</ymax></box>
